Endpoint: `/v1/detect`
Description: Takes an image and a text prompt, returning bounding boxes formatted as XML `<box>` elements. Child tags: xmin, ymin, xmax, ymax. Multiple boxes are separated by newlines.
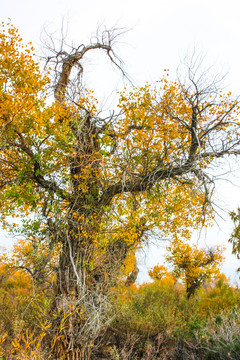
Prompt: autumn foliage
<box><xmin>110</xmin><ymin>275</ymin><xmax>240</xmax><ymax>360</ymax></box>
<box><xmin>166</xmin><ymin>239</ymin><xmax>224</xmax><ymax>298</ymax></box>
<box><xmin>1</xmin><ymin>22</ymin><xmax>240</xmax><ymax>359</ymax></box>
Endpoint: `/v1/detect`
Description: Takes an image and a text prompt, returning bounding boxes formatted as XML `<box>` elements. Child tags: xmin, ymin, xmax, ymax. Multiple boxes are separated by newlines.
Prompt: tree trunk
<box><xmin>50</xmin><ymin>214</ymin><xmax>106</xmax><ymax>360</ymax></box>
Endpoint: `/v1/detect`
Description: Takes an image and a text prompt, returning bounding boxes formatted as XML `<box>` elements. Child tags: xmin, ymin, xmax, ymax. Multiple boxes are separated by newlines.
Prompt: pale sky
<box><xmin>2</xmin><ymin>0</ymin><xmax>240</xmax><ymax>282</ymax></box>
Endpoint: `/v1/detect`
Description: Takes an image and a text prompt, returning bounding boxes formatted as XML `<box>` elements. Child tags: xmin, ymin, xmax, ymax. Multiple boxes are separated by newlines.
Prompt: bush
<box><xmin>109</xmin><ymin>278</ymin><xmax>240</xmax><ymax>359</ymax></box>
<box><xmin>0</xmin><ymin>266</ymin><xmax>51</xmax><ymax>359</ymax></box>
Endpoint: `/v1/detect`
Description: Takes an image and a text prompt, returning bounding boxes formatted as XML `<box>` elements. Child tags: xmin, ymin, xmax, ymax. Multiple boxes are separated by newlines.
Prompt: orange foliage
<box><xmin>149</xmin><ymin>264</ymin><xmax>171</xmax><ymax>280</ymax></box>
<box><xmin>166</xmin><ymin>239</ymin><xmax>224</xmax><ymax>298</ymax></box>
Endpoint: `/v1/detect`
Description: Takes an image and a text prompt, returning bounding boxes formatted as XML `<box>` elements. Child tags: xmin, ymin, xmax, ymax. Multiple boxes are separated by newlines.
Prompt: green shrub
<box><xmin>109</xmin><ymin>278</ymin><xmax>240</xmax><ymax>359</ymax></box>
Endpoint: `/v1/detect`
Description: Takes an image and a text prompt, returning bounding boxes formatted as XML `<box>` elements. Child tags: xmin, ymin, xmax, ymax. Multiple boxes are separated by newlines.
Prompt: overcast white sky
<box><xmin>2</xmin><ymin>0</ymin><xmax>240</xmax><ymax>282</ymax></box>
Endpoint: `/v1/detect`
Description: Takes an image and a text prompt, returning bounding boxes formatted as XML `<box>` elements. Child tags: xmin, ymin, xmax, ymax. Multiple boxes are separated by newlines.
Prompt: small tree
<box><xmin>166</xmin><ymin>239</ymin><xmax>224</xmax><ymax>298</ymax></box>
<box><xmin>1</xmin><ymin>23</ymin><xmax>240</xmax><ymax>358</ymax></box>
<box><xmin>148</xmin><ymin>264</ymin><xmax>171</xmax><ymax>281</ymax></box>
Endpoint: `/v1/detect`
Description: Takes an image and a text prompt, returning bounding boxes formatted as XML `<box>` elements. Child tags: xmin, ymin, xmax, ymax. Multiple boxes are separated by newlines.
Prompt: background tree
<box><xmin>1</xmin><ymin>23</ymin><xmax>240</xmax><ymax>359</ymax></box>
<box><xmin>165</xmin><ymin>239</ymin><xmax>224</xmax><ymax>298</ymax></box>
<box><xmin>229</xmin><ymin>208</ymin><xmax>240</xmax><ymax>272</ymax></box>
<box><xmin>148</xmin><ymin>264</ymin><xmax>171</xmax><ymax>281</ymax></box>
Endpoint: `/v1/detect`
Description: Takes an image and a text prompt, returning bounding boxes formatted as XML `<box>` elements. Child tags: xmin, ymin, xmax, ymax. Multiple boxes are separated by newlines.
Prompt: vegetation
<box><xmin>165</xmin><ymin>239</ymin><xmax>224</xmax><ymax>298</ymax></box>
<box><xmin>229</xmin><ymin>209</ymin><xmax>240</xmax><ymax>271</ymax></box>
<box><xmin>1</xmin><ymin>22</ymin><xmax>240</xmax><ymax>359</ymax></box>
<box><xmin>109</xmin><ymin>275</ymin><xmax>240</xmax><ymax>360</ymax></box>
<box><xmin>1</xmin><ymin>260</ymin><xmax>240</xmax><ymax>359</ymax></box>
